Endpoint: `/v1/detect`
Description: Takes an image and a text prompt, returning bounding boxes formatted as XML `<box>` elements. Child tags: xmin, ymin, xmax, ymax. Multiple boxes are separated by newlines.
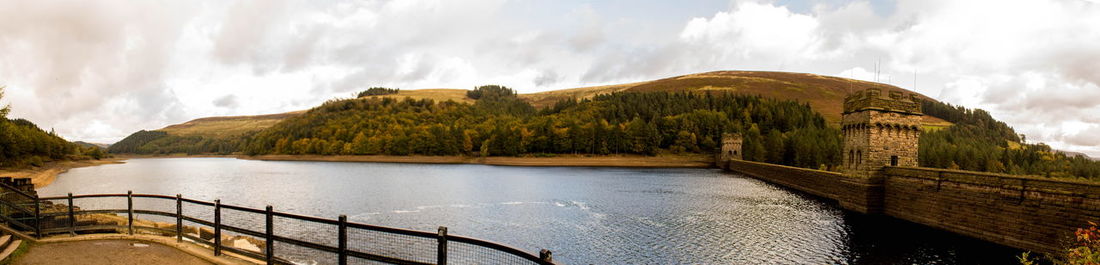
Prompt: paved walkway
<box><xmin>13</xmin><ymin>240</ymin><xmax>213</xmax><ymax>265</ymax></box>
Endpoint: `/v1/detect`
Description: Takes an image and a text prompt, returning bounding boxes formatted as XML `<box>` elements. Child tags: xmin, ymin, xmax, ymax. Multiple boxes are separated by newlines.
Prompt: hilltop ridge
<box><xmin>157</xmin><ymin>70</ymin><xmax>948</xmax><ymax>140</ymax></box>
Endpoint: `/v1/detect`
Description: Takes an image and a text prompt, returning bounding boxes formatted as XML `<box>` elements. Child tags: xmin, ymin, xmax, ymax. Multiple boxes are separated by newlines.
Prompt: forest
<box><xmin>241</xmin><ymin>86</ymin><xmax>842</xmax><ymax>169</ymax></box>
<box><xmin>919</xmin><ymin>100</ymin><xmax>1100</xmax><ymax>180</ymax></box>
<box><xmin>0</xmin><ymin>87</ymin><xmax>106</xmax><ymax>168</ymax></box>
<box><xmin>108</xmin><ymin>85</ymin><xmax>1100</xmax><ymax>181</ymax></box>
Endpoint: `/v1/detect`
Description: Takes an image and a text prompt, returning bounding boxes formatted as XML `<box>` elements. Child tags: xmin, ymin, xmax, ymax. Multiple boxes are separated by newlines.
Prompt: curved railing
<box><xmin>0</xmin><ymin>181</ymin><xmax>557</xmax><ymax>265</ymax></box>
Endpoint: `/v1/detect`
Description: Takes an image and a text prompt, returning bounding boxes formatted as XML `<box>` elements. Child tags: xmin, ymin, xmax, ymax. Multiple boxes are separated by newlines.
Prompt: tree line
<box><xmin>356</xmin><ymin>87</ymin><xmax>400</xmax><ymax>97</ymax></box>
<box><xmin>235</xmin><ymin>86</ymin><xmax>842</xmax><ymax>169</ymax></box>
<box><xmin>107</xmin><ymin>85</ymin><xmax>1100</xmax><ymax>181</ymax></box>
<box><xmin>919</xmin><ymin>100</ymin><xmax>1100</xmax><ymax>180</ymax></box>
<box><xmin>0</xmin><ymin>87</ymin><xmax>106</xmax><ymax>168</ymax></box>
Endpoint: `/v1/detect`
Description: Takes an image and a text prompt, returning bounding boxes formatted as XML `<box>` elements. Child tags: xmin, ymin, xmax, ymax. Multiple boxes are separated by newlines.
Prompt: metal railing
<box><xmin>0</xmin><ymin>180</ymin><xmax>556</xmax><ymax>265</ymax></box>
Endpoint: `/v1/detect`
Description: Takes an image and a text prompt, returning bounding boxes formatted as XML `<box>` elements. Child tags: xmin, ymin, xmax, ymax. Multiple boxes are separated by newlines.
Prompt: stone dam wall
<box><xmin>723</xmin><ymin>159</ymin><xmax>884</xmax><ymax>214</ymax></box>
<box><xmin>722</xmin><ymin>159</ymin><xmax>1100</xmax><ymax>254</ymax></box>
<box><xmin>884</xmin><ymin>167</ymin><xmax>1100</xmax><ymax>253</ymax></box>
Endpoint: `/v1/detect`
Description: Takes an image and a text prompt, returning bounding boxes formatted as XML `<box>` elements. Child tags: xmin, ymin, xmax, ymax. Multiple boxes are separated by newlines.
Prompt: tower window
<box><xmin>891</xmin><ymin>156</ymin><xmax>899</xmax><ymax>166</ymax></box>
<box><xmin>857</xmin><ymin>150</ymin><xmax>863</xmax><ymax>165</ymax></box>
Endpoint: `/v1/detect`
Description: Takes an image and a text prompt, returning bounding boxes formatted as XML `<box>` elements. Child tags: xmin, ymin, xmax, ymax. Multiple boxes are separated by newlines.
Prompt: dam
<box><xmin>719</xmin><ymin>88</ymin><xmax>1100</xmax><ymax>254</ymax></box>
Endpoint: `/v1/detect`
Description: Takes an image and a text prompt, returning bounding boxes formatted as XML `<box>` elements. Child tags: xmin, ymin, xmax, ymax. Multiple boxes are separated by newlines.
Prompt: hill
<box><xmin>0</xmin><ymin>87</ymin><xmax>107</xmax><ymax>167</ymax></box>
<box><xmin>160</xmin><ymin>111</ymin><xmax>304</xmax><ymax>139</ymax></box>
<box><xmin>358</xmin><ymin>88</ymin><xmax>475</xmax><ymax>104</ymax></box>
<box><xmin>240</xmin><ymin>87</ymin><xmax>842</xmax><ymax>169</ymax></box>
<box><xmin>524</xmin><ymin>71</ymin><xmax>950</xmax><ymax>124</ymax></box>
<box><xmin>73</xmin><ymin>141</ymin><xmax>109</xmax><ymax>149</ymax></box>
<box><xmin>140</xmin><ymin>71</ymin><xmax>951</xmax><ymax>141</ymax></box>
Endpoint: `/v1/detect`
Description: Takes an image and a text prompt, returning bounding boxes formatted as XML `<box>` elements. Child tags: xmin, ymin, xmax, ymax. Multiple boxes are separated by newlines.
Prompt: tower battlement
<box><xmin>843</xmin><ymin>88</ymin><xmax>922</xmax><ymax>115</ymax></box>
<box><xmin>841</xmin><ymin>88</ymin><xmax>923</xmax><ymax>177</ymax></box>
<box><xmin>720</xmin><ymin>133</ymin><xmax>743</xmax><ymax>161</ymax></box>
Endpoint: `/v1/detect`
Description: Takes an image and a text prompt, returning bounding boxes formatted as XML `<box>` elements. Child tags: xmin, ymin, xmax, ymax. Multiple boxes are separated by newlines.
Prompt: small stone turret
<box><xmin>720</xmin><ymin>133</ymin><xmax>743</xmax><ymax>161</ymax></box>
<box><xmin>841</xmin><ymin>88</ymin><xmax>922</xmax><ymax>177</ymax></box>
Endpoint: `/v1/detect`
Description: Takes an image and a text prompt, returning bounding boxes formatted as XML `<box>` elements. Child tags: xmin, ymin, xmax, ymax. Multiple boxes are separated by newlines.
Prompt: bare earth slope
<box><xmin>145</xmin><ymin>70</ymin><xmax>951</xmax><ymax>139</ymax></box>
<box><xmin>523</xmin><ymin>71</ymin><xmax>950</xmax><ymax>125</ymax></box>
<box><xmin>159</xmin><ymin>111</ymin><xmax>304</xmax><ymax>139</ymax></box>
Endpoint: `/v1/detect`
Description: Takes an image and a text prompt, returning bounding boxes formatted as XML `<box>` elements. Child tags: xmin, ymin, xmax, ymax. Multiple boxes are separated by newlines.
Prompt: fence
<box><xmin>0</xmin><ymin>180</ymin><xmax>557</xmax><ymax>265</ymax></box>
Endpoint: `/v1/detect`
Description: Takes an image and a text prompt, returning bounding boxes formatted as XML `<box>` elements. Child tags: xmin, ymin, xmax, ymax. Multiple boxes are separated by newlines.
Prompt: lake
<box><xmin>38</xmin><ymin>158</ymin><xmax>1019</xmax><ymax>264</ymax></box>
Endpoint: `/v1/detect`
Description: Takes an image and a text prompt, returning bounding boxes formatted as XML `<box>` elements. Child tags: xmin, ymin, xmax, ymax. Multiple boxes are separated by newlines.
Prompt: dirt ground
<box><xmin>12</xmin><ymin>240</ymin><xmax>212</xmax><ymax>265</ymax></box>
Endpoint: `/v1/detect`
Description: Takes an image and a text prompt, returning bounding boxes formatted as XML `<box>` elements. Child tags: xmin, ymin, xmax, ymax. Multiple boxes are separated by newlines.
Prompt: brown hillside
<box><xmin>359</xmin><ymin>88</ymin><xmax>474</xmax><ymax>104</ymax></box>
<box><xmin>525</xmin><ymin>71</ymin><xmax>947</xmax><ymax>125</ymax></box>
<box><xmin>160</xmin><ymin>111</ymin><xmax>304</xmax><ymax>138</ymax></box>
<box><xmin>149</xmin><ymin>71</ymin><xmax>951</xmax><ymax>139</ymax></box>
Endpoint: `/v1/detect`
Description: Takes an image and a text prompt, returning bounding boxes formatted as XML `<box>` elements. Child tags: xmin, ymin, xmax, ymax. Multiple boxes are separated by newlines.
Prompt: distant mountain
<box><xmin>1057</xmin><ymin>150</ymin><xmax>1097</xmax><ymax>160</ymax></box>
<box><xmin>73</xmin><ymin>141</ymin><xmax>109</xmax><ymax>149</ymax></box>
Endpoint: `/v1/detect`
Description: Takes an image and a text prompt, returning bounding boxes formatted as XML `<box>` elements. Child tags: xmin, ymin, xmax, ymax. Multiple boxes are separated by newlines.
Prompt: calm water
<box><xmin>39</xmin><ymin>158</ymin><xmax>1018</xmax><ymax>264</ymax></box>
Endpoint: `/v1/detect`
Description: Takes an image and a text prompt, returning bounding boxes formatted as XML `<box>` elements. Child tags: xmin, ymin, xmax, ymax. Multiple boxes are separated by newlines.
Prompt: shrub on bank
<box><xmin>1021</xmin><ymin>221</ymin><xmax>1100</xmax><ymax>264</ymax></box>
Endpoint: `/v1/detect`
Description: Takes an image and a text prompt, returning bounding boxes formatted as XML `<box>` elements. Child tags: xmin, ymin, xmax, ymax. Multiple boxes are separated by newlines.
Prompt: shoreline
<box><xmin>242</xmin><ymin>154</ymin><xmax>716</xmax><ymax>168</ymax></box>
<box><xmin>9</xmin><ymin>154</ymin><xmax>714</xmax><ymax>189</ymax></box>
<box><xmin>0</xmin><ymin>158</ymin><xmax>128</xmax><ymax>188</ymax></box>
<box><xmin>238</xmin><ymin>154</ymin><xmax>715</xmax><ymax>168</ymax></box>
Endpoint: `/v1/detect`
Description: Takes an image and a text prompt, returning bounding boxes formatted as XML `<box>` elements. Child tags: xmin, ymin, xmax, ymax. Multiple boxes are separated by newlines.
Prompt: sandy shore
<box><xmin>0</xmin><ymin>158</ymin><xmax>127</xmax><ymax>188</ymax></box>
<box><xmin>240</xmin><ymin>154</ymin><xmax>716</xmax><ymax>168</ymax></box>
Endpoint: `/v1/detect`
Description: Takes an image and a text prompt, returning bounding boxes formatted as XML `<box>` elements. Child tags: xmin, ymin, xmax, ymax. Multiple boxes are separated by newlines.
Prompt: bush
<box><xmin>1027</xmin><ymin>221</ymin><xmax>1100</xmax><ymax>264</ymax></box>
<box><xmin>1068</xmin><ymin>221</ymin><xmax>1100</xmax><ymax>264</ymax></box>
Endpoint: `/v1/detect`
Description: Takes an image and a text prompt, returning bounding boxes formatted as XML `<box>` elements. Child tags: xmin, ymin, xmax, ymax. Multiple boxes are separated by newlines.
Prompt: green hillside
<box><xmin>0</xmin><ymin>87</ymin><xmax>106</xmax><ymax>168</ymax></box>
<box><xmin>241</xmin><ymin>87</ymin><xmax>842</xmax><ymax>169</ymax></box>
<box><xmin>134</xmin><ymin>71</ymin><xmax>951</xmax><ymax>142</ymax></box>
<box><xmin>107</xmin><ymin>71</ymin><xmax>1100</xmax><ymax>181</ymax></box>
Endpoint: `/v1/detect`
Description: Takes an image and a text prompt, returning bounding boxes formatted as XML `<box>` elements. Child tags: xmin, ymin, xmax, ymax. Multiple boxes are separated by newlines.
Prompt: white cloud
<box><xmin>0</xmin><ymin>0</ymin><xmax>1097</xmax><ymax>157</ymax></box>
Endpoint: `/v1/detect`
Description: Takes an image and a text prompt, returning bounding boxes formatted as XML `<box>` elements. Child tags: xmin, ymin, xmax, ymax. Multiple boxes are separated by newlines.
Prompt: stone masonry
<box><xmin>841</xmin><ymin>88</ymin><xmax>923</xmax><ymax>177</ymax></box>
<box><xmin>719</xmin><ymin>87</ymin><xmax>1100</xmax><ymax>254</ymax></box>
<box><xmin>719</xmin><ymin>133</ymin><xmax>743</xmax><ymax>161</ymax></box>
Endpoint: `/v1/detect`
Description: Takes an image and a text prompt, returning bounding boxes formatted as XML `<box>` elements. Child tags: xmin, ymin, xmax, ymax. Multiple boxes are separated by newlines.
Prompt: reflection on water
<box><xmin>39</xmin><ymin>158</ymin><xmax>1019</xmax><ymax>264</ymax></box>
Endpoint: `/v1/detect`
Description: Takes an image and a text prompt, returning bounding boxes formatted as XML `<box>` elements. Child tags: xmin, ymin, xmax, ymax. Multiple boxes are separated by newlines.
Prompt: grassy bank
<box><xmin>0</xmin><ymin>158</ymin><xmax>127</xmax><ymax>188</ymax></box>
<box><xmin>240</xmin><ymin>154</ymin><xmax>716</xmax><ymax>168</ymax></box>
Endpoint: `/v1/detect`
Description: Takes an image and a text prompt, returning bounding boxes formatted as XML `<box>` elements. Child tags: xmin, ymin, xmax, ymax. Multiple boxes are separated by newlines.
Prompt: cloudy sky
<box><xmin>0</xmin><ymin>0</ymin><xmax>1098</xmax><ymax>156</ymax></box>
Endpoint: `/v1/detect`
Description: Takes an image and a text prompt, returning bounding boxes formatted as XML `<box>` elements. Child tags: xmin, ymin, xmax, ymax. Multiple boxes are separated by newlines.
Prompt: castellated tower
<box><xmin>720</xmin><ymin>133</ymin><xmax>743</xmax><ymax>161</ymax></box>
<box><xmin>841</xmin><ymin>88</ymin><xmax>923</xmax><ymax>177</ymax></box>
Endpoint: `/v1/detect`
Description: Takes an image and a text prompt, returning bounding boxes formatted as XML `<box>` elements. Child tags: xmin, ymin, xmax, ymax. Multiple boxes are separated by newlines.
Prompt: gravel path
<box><xmin>13</xmin><ymin>239</ymin><xmax>213</xmax><ymax>265</ymax></box>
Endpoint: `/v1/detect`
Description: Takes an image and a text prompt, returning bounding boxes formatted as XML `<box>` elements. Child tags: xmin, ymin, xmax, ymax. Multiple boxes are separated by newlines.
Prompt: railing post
<box><xmin>437</xmin><ymin>226</ymin><xmax>448</xmax><ymax>265</ymax></box>
<box><xmin>33</xmin><ymin>194</ymin><xmax>41</xmax><ymax>239</ymax></box>
<box><xmin>176</xmin><ymin>194</ymin><xmax>182</xmax><ymax>243</ymax></box>
<box><xmin>265</xmin><ymin>205</ymin><xmax>273</xmax><ymax>265</ymax></box>
<box><xmin>67</xmin><ymin>193</ymin><xmax>75</xmax><ymax>236</ymax></box>
<box><xmin>539</xmin><ymin>249</ymin><xmax>553</xmax><ymax>263</ymax></box>
<box><xmin>214</xmin><ymin>199</ymin><xmax>222</xmax><ymax>256</ymax></box>
<box><xmin>127</xmin><ymin>190</ymin><xmax>133</xmax><ymax>235</ymax></box>
<box><xmin>338</xmin><ymin>215</ymin><xmax>347</xmax><ymax>265</ymax></box>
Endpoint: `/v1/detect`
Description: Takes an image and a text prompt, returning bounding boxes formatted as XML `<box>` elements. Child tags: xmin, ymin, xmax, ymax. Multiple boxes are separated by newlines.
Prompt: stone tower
<box><xmin>841</xmin><ymin>88</ymin><xmax>922</xmax><ymax>177</ymax></box>
<box><xmin>720</xmin><ymin>133</ymin><xmax>743</xmax><ymax>161</ymax></box>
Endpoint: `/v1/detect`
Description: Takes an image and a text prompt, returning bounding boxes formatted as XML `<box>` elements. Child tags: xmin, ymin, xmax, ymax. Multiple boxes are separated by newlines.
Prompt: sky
<box><xmin>0</xmin><ymin>0</ymin><xmax>1098</xmax><ymax>157</ymax></box>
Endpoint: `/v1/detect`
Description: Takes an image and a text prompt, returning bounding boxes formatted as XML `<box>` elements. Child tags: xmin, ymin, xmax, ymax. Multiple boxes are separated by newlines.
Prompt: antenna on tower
<box><xmin>913</xmin><ymin>70</ymin><xmax>917</xmax><ymax>90</ymax></box>
<box><xmin>875</xmin><ymin>58</ymin><xmax>880</xmax><ymax>82</ymax></box>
